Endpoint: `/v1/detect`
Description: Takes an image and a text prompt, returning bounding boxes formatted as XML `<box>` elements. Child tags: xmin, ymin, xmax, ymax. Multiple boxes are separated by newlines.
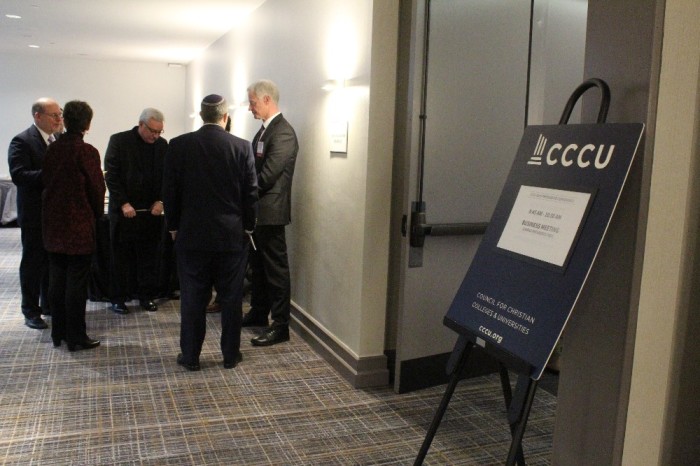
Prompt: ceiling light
<box><xmin>5</xmin><ymin>14</ymin><xmax>22</xmax><ymax>19</ymax></box>
<box><xmin>28</xmin><ymin>45</ymin><xmax>39</xmax><ymax>48</ymax></box>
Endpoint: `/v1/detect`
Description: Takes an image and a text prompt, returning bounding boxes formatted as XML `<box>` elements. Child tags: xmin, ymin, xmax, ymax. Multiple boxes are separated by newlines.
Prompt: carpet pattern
<box><xmin>0</xmin><ymin>227</ymin><xmax>555</xmax><ymax>465</ymax></box>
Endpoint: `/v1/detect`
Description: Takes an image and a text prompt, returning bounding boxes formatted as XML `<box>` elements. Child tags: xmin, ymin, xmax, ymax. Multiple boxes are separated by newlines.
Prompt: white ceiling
<box><xmin>0</xmin><ymin>0</ymin><xmax>266</xmax><ymax>64</ymax></box>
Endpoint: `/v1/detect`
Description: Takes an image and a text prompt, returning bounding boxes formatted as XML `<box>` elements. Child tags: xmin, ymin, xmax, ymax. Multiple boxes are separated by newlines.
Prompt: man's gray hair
<box><xmin>247</xmin><ymin>80</ymin><xmax>279</xmax><ymax>104</ymax></box>
<box><xmin>139</xmin><ymin>108</ymin><xmax>165</xmax><ymax>124</ymax></box>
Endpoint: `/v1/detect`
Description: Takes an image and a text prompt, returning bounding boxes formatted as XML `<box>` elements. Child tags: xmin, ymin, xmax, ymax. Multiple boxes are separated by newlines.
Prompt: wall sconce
<box><xmin>322</xmin><ymin>79</ymin><xmax>346</xmax><ymax>91</ymax></box>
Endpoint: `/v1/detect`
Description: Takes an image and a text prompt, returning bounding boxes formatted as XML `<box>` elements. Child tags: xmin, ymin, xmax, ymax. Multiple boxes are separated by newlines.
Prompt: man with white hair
<box><xmin>244</xmin><ymin>80</ymin><xmax>299</xmax><ymax>346</ymax></box>
<box><xmin>104</xmin><ymin>108</ymin><xmax>168</xmax><ymax>315</ymax></box>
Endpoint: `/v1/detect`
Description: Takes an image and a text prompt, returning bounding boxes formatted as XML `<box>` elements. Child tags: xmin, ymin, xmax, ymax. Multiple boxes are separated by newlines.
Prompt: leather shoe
<box><xmin>67</xmin><ymin>338</ymin><xmax>100</xmax><ymax>352</ymax></box>
<box><xmin>223</xmin><ymin>352</ymin><xmax>243</xmax><ymax>369</ymax></box>
<box><xmin>251</xmin><ymin>326</ymin><xmax>289</xmax><ymax>346</ymax></box>
<box><xmin>206</xmin><ymin>302</ymin><xmax>221</xmax><ymax>313</ymax></box>
<box><xmin>52</xmin><ymin>337</ymin><xmax>64</xmax><ymax>347</ymax></box>
<box><xmin>177</xmin><ymin>353</ymin><xmax>200</xmax><ymax>371</ymax></box>
<box><xmin>111</xmin><ymin>302</ymin><xmax>129</xmax><ymax>314</ymax></box>
<box><xmin>242</xmin><ymin>312</ymin><xmax>268</xmax><ymax>327</ymax></box>
<box><xmin>25</xmin><ymin>316</ymin><xmax>48</xmax><ymax>330</ymax></box>
<box><xmin>140</xmin><ymin>300</ymin><xmax>158</xmax><ymax>312</ymax></box>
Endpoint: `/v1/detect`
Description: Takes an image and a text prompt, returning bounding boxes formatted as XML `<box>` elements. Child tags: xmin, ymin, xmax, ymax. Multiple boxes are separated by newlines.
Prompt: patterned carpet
<box><xmin>0</xmin><ymin>226</ymin><xmax>555</xmax><ymax>465</ymax></box>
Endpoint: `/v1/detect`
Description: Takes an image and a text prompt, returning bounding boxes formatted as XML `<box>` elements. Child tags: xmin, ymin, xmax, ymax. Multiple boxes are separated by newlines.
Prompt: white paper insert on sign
<box><xmin>497</xmin><ymin>185</ymin><xmax>591</xmax><ymax>267</ymax></box>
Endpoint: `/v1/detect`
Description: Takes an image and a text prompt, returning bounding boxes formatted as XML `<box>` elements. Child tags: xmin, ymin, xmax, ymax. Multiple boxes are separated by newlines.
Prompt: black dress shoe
<box><xmin>52</xmin><ymin>337</ymin><xmax>64</xmax><ymax>347</ymax></box>
<box><xmin>223</xmin><ymin>352</ymin><xmax>243</xmax><ymax>369</ymax></box>
<box><xmin>206</xmin><ymin>302</ymin><xmax>221</xmax><ymax>313</ymax></box>
<box><xmin>67</xmin><ymin>338</ymin><xmax>100</xmax><ymax>352</ymax></box>
<box><xmin>111</xmin><ymin>302</ymin><xmax>129</xmax><ymax>314</ymax></box>
<box><xmin>140</xmin><ymin>300</ymin><xmax>158</xmax><ymax>312</ymax></box>
<box><xmin>242</xmin><ymin>312</ymin><xmax>268</xmax><ymax>327</ymax></box>
<box><xmin>251</xmin><ymin>327</ymin><xmax>289</xmax><ymax>346</ymax></box>
<box><xmin>25</xmin><ymin>316</ymin><xmax>48</xmax><ymax>330</ymax></box>
<box><xmin>177</xmin><ymin>354</ymin><xmax>201</xmax><ymax>371</ymax></box>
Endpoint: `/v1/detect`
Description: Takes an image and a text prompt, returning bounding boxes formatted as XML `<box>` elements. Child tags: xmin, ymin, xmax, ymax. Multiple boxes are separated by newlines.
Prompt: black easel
<box><xmin>414</xmin><ymin>78</ymin><xmax>611</xmax><ymax>465</ymax></box>
<box><xmin>413</xmin><ymin>334</ymin><xmax>535</xmax><ymax>466</ymax></box>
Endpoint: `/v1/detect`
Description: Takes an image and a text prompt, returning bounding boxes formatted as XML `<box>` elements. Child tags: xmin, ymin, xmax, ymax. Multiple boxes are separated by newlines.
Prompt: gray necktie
<box><xmin>48</xmin><ymin>134</ymin><xmax>56</xmax><ymax>144</ymax></box>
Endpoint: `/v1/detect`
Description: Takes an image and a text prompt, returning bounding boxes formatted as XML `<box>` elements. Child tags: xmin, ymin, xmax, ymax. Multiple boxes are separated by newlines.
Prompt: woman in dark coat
<box><xmin>42</xmin><ymin>100</ymin><xmax>105</xmax><ymax>351</ymax></box>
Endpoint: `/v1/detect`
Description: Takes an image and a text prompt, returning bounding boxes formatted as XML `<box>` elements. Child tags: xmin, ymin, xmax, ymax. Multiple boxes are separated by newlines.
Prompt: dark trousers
<box><xmin>176</xmin><ymin>248</ymin><xmax>248</xmax><ymax>364</ymax></box>
<box><xmin>249</xmin><ymin>225</ymin><xmax>291</xmax><ymax>328</ymax></box>
<box><xmin>109</xmin><ymin>235</ymin><xmax>160</xmax><ymax>303</ymax></box>
<box><xmin>48</xmin><ymin>253</ymin><xmax>91</xmax><ymax>344</ymax></box>
<box><xmin>158</xmin><ymin>225</ymin><xmax>179</xmax><ymax>297</ymax></box>
<box><xmin>20</xmin><ymin>226</ymin><xmax>49</xmax><ymax>318</ymax></box>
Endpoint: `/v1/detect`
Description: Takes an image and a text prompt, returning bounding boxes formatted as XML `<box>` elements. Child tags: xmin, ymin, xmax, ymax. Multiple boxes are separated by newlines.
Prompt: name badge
<box><xmin>256</xmin><ymin>141</ymin><xmax>264</xmax><ymax>157</ymax></box>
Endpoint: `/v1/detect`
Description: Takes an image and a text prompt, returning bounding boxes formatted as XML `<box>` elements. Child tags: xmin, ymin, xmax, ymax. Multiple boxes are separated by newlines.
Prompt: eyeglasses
<box><xmin>143</xmin><ymin>123</ymin><xmax>164</xmax><ymax>136</ymax></box>
<box><xmin>42</xmin><ymin>112</ymin><xmax>63</xmax><ymax>119</ymax></box>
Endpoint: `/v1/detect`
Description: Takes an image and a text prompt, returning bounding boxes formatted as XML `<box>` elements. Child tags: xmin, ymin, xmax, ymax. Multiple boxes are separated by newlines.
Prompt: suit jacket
<box><xmin>254</xmin><ymin>114</ymin><xmax>298</xmax><ymax>226</ymax></box>
<box><xmin>163</xmin><ymin>124</ymin><xmax>258</xmax><ymax>252</ymax></box>
<box><xmin>104</xmin><ymin>127</ymin><xmax>167</xmax><ymax>240</ymax></box>
<box><xmin>42</xmin><ymin>132</ymin><xmax>105</xmax><ymax>255</ymax></box>
<box><xmin>8</xmin><ymin>125</ymin><xmax>48</xmax><ymax>228</ymax></box>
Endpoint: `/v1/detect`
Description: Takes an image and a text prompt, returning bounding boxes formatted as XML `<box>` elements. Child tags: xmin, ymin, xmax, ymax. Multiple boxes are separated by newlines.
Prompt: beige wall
<box><xmin>185</xmin><ymin>0</ymin><xmax>396</xmax><ymax>360</ymax></box>
<box><xmin>623</xmin><ymin>0</ymin><xmax>700</xmax><ymax>464</ymax></box>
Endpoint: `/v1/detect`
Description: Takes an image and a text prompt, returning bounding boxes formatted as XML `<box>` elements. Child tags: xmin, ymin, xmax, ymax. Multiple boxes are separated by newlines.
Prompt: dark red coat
<box><xmin>42</xmin><ymin>132</ymin><xmax>105</xmax><ymax>255</ymax></box>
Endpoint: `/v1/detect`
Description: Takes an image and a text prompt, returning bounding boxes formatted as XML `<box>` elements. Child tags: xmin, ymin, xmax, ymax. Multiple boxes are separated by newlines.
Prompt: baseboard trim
<box><xmin>290</xmin><ymin>307</ymin><xmax>389</xmax><ymax>388</ymax></box>
<box><xmin>396</xmin><ymin>346</ymin><xmax>499</xmax><ymax>393</ymax></box>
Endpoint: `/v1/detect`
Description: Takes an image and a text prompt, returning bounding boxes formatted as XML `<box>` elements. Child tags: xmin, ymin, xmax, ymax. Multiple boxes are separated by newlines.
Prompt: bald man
<box><xmin>8</xmin><ymin>97</ymin><xmax>64</xmax><ymax>330</ymax></box>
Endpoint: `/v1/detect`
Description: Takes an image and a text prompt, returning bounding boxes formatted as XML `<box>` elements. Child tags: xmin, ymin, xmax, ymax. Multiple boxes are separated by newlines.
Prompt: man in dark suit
<box><xmin>163</xmin><ymin>94</ymin><xmax>258</xmax><ymax>371</ymax></box>
<box><xmin>244</xmin><ymin>80</ymin><xmax>299</xmax><ymax>346</ymax></box>
<box><xmin>8</xmin><ymin>97</ymin><xmax>64</xmax><ymax>330</ymax></box>
<box><xmin>104</xmin><ymin>108</ymin><xmax>168</xmax><ymax>314</ymax></box>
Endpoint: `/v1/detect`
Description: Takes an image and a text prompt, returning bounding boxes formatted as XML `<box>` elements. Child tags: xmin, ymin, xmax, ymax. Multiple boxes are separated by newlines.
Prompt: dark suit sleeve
<box><xmin>257</xmin><ymin>122</ymin><xmax>297</xmax><ymax>193</ymax></box>
<box><xmin>162</xmin><ymin>142</ymin><xmax>181</xmax><ymax>232</ymax></box>
<box><xmin>104</xmin><ymin>134</ymin><xmax>128</xmax><ymax>208</ymax></box>
<box><xmin>242</xmin><ymin>144</ymin><xmax>259</xmax><ymax>231</ymax></box>
<box><xmin>8</xmin><ymin>134</ymin><xmax>42</xmax><ymax>188</ymax></box>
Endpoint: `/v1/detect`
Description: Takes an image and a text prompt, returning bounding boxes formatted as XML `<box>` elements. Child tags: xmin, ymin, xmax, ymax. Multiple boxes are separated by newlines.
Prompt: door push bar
<box><xmin>402</xmin><ymin>202</ymin><xmax>488</xmax><ymax>248</ymax></box>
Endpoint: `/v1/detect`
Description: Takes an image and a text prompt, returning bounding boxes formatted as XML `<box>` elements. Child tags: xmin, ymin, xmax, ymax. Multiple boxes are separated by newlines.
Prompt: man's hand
<box><xmin>121</xmin><ymin>202</ymin><xmax>136</xmax><ymax>218</ymax></box>
<box><xmin>151</xmin><ymin>200</ymin><xmax>164</xmax><ymax>216</ymax></box>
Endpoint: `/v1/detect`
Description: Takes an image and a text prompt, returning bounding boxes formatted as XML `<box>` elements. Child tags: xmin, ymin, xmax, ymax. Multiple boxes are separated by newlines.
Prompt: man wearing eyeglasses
<box><xmin>104</xmin><ymin>108</ymin><xmax>168</xmax><ymax>315</ymax></box>
<box><xmin>8</xmin><ymin>97</ymin><xmax>63</xmax><ymax>330</ymax></box>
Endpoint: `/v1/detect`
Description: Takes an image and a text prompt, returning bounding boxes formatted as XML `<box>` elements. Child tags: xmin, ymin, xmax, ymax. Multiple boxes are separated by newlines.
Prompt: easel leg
<box><xmin>413</xmin><ymin>336</ymin><xmax>473</xmax><ymax>465</ymax></box>
<box><xmin>499</xmin><ymin>365</ymin><xmax>526</xmax><ymax>465</ymax></box>
<box><xmin>505</xmin><ymin>375</ymin><xmax>539</xmax><ymax>466</ymax></box>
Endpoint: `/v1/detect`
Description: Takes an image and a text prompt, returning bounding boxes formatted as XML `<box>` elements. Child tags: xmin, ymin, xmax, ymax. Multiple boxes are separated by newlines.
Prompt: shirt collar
<box><xmin>34</xmin><ymin>124</ymin><xmax>52</xmax><ymax>144</ymax></box>
<box><xmin>262</xmin><ymin>112</ymin><xmax>281</xmax><ymax>128</ymax></box>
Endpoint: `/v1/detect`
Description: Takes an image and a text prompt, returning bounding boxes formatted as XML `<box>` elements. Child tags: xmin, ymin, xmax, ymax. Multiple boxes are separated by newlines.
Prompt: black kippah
<box><xmin>202</xmin><ymin>94</ymin><xmax>224</xmax><ymax>106</ymax></box>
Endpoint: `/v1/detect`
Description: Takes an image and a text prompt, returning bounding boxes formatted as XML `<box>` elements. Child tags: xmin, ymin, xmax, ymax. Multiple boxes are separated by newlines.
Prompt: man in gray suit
<box><xmin>8</xmin><ymin>97</ymin><xmax>64</xmax><ymax>330</ymax></box>
<box><xmin>244</xmin><ymin>80</ymin><xmax>299</xmax><ymax>346</ymax></box>
<box><xmin>163</xmin><ymin>94</ymin><xmax>258</xmax><ymax>371</ymax></box>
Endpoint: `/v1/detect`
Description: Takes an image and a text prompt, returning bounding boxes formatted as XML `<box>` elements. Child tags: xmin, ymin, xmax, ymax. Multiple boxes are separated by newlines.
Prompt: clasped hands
<box><xmin>121</xmin><ymin>201</ymin><xmax>164</xmax><ymax>218</ymax></box>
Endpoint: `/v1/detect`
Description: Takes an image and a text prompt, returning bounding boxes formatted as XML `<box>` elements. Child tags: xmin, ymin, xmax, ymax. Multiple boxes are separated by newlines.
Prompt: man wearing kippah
<box><xmin>163</xmin><ymin>94</ymin><xmax>258</xmax><ymax>371</ymax></box>
<box><xmin>244</xmin><ymin>80</ymin><xmax>299</xmax><ymax>346</ymax></box>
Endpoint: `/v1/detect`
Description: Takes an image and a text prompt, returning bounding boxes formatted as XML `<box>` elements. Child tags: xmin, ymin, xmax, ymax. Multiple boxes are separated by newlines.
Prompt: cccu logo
<box><xmin>528</xmin><ymin>133</ymin><xmax>614</xmax><ymax>169</ymax></box>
